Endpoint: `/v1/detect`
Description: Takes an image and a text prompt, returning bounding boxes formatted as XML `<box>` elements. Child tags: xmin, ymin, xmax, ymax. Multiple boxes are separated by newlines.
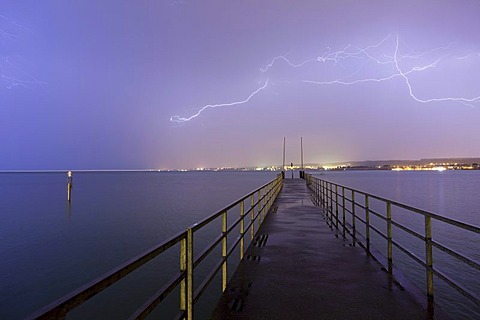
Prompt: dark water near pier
<box><xmin>317</xmin><ymin>170</ymin><xmax>480</xmax><ymax>320</ymax></box>
<box><xmin>0</xmin><ymin>170</ymin><xmax>479</xmax><ymax>319</ymax></box>
<box><xmin>0</xmin><ymin>171</ymin><xmax>275</xmax><ymax>319</ymax></box>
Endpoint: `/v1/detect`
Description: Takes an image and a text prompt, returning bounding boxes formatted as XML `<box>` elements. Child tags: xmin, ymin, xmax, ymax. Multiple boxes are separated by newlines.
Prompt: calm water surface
<box><xmin>0</xmin><ymin>171</ymin><xmax>275</xmax><ymax>319</ymax></box>
<box><xmin>1</xmin><ymin>171</ymin><xmax>479</xmax><ymax>319</ymax></box>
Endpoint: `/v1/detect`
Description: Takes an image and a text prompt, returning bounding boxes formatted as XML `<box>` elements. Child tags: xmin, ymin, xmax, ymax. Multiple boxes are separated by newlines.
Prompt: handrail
<box><xmin>305</xmin><ymin>173</ymin><xmax>480</xmax><ymax>309</ymax></box>
<box><xmin>28</xmin><ymin>173</ymin><xmax>283</xmax><ymax>320</ymax></box>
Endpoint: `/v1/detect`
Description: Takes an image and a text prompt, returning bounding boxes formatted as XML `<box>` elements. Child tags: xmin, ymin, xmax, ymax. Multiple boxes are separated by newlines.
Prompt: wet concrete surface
<box><xmin>211</xmin><ymin>179</ymin><xmax>444</xmax><ymax>320</ymax></box>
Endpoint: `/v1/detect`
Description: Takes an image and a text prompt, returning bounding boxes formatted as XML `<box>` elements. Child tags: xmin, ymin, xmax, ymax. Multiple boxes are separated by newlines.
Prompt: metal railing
<box><xmin>28</xmin><ymin>174</ymin><xmax>283</xmax><ymax>320</ymax></box>
<box><xmin>305</xmin><ymin>173</ymin><xmax>480</xmax><ymax>308</ymax></box>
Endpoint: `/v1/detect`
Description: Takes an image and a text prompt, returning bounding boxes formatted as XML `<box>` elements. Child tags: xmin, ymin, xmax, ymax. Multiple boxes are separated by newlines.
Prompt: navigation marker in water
<box><xmin>67</xmin><ymin>171</ymin><xmax>73</xmax><ymax>202</ymax></box>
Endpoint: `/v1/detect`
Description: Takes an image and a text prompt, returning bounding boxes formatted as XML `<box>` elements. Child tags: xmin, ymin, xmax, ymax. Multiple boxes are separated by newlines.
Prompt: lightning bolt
<box><xmin>1</xmin><ymin>14</ymin><xmax>44</xmax><ymax>90</ymax></box>
<box><xmin>170</xmin><ymin>34</ymin><xmax>479</xmax><ymax>123</ymax></box>
<box><xmin>261</xmin><ymin>34</ymin><xmax>394</xmax><ymax>74</ymax></box>
<box><xmin>279</xmin><ymin>35</ymin><xmax>479</xmax><ymax>107</ymax></box>
<box><xmin>393</xmin><ymin>35</ymin><xmax>480</xmax><ymax>106</ymax></box>
<box><xmin>302</xmin><ymin>59</ymin><xmax>441</xmax><ymax>86</ymax></box>
<box><xmin>170</xmin><ymin>80</ymin><xmax>269</xmax><ymax>123</ymax></box>
<box><xmin>260</xmin><ymin>51</ymin><xmax>317</xmax><ymax>73</ymax></box>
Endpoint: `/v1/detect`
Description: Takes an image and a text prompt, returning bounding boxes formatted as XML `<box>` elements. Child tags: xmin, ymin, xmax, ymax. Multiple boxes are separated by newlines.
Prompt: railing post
<box><xmin>342</xmin><ymin>186</ymin><xmax>346</xmax><ymax>238</ymax></box>
<box><xmin>329</xmin><ymin>183</ymin><xmax>333</xmax><ymax>222</ymax></box>
<box><xmin>386</xmin><ymin>202</ymin><xmax>393</xmax><ymax>273</ymax></box>
<box><xmin>365</xmin><ymin>194</ymin><xmax>370</xmax><ymax>254</ymax></box>
<box><xmin>325</xmin><ymin>182</ymin><xmax>329</xmax><ymax>217</ymax></box>
<box><xmin>250</xmin><ymin>194</ymin><xmax>255</xmax><ymax>241</ymax></box>
<box><xmin>324</xmin><ymin>181</ymin><xmax>328</xmax><ymax>217</ymax></box>
<box><xmin>257</xmin><ymin>190</ymin><xmax>262</xmax><ymax>228</ymax></box>
<box><xmin>222</xmin><ymin>211</ymin><xmax>227</xmax><ymax>292</ymax></box>
<box><xmin>262</xmin><ymin>185</ymin><xmax>272</xmax><ymax>223</ymax></box>
<box><xmin>425</xmin><ymin>214</ymin><xmax>434</xmax><ymax>298</ymax></box>
<box><xmin>318</xmin><ymin>179</ymin><xmax>322</xmax><ymax>205</ymax></box>
<box><xmin>321</xmin><ymin>180</ymin><xmax>325</xmax><ymax>205</ymax></box>
<box><xmin>316</xmin><ymin>179</ymin><xmax>319</xmax><ymax>205</ymax></box>
<box><xmin>240</xmin><ymin>201</ymin><xmax>245</xmax><ymax>260</ymax></box>
<box><xmin>263</xmin><ymin>185</ymin><xmax>268</xmax><ymax>221</ymax></box>
<box><xmin>317</xmin><ymin>179</ymin><xmax>320</xmax><ymax>205</ymax></box>
<box><xmin>322</xmin><ymin>180</ymin><xmax>325</xmax><ymax>206</ymax></box>
<box><xmin>326</xmin><ymin>182</ymin><xmax>330</xmax><ymax>220</ymax></box>
<box><xmin>318</xmin><ymin>179</ymin><xmax>321</xmax><ymax>206</ymax></box>
<box><xmin>186</xmin><ymin>228</ymin><xmax>193</xmax><ymax>319</ymax></box>
<box><xmin>352</xmin><ymin>191</ymin><xmax>356</xmax><ymax>245</ymax></box>
<box><xmin>180</xmin><ymin>234</ymin><xmax>186</xmax><ymax>314</ymax></box>
<box><xmin>263</xmin><ymin>187</ymin><xmax>267</xmax><ymax>223</ymax></box>
<box><xmin>335</xmin><ymin>184</ymin><xmax>339</xmax><ymax>229</ymax></box>
<box><xmin>266</xmin><ymin>183</ymin><xmax>272</xmax><ymax>215</ymax></box>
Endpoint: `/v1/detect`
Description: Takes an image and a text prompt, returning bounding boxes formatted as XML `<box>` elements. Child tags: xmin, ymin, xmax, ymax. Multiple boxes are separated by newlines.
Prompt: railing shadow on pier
<box><xmin>305</xmin><ymin>173</ymin><xmax>480</xmax><ymax>317</ymax></box>
<box><xmin>27</xmin><ymin>174</ymin><xmax>283</xmax><ymax>320</ymax></box>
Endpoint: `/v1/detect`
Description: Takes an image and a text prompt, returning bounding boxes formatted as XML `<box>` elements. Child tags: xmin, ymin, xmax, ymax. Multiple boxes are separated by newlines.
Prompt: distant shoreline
<box><xmin>1</xmin><ymin>157</ymin><xmax>479</xmax><ymax>173</ymax></box>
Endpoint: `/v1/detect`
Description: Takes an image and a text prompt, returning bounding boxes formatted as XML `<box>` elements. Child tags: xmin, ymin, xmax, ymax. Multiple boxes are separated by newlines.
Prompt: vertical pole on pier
<box><xmin>67</xmin><ymin>171</ymin><xmax>73</xmax><ymax>202</ymax></box>
<box><xmin>240</xmin><ymin>201</ymin><xmax>245</xmax><ymax>259</ymax></box>
<box><xmin>250</xmin><ymin>195</ymin><xmax>255</xmax><ymax>240</ymax></box>
<box><xmin>300</xmin><ymin>137</ymin><xmax>304</xmax><ymax>178</ymax></box>
<box><xmin>387</xmin><ymin>202</ymin><xmax>393</xmax><ymax>274</ymax></box>
<box><xmin>365</xmin><ymin>195</ymin><xmax>370</xmax><ymax>254</ymax></box>
<box><xmin>222</xmin><ymin>211</ymin><xmax>228</xmax><ymax>292</ymax></box>
<box><xmin>425</xmin><ymin>214</ymin><xmax>434</xmax><ymax>297</ymax></box>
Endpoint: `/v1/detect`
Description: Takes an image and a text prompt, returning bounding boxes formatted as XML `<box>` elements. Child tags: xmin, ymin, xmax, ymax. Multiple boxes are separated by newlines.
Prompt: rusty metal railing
<box><xmin>305</xmin><ymin>173</ymin><xmax>480</xmax><ymax>308</ymax></box>
<box><xmin>28</xmin><ymin>174</ymin><xmax>283</xmax><ymax>320</ymax></box>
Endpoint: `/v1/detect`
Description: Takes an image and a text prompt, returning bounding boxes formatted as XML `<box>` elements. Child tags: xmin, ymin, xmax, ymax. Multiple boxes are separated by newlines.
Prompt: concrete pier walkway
<box><xmin>211</xmin><ymin>179</ymin><xmax>441</xmax><ymax>320</ymax></box>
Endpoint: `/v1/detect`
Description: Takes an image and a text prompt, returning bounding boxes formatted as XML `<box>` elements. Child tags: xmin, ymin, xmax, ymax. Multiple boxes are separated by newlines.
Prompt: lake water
<box><xmin>315</xmin><ymin>170</ymin><xmax>480</xmax><ymax>319</ymax></box>
<box><xmin>0</xmin><ymin>171</ymin><xmax>276</xmax><ymax>319</ymax></box>
<box><xmin>0</xmin><ymin>170</ymin><xmax>478</xmax><ymax>319</ymax></box>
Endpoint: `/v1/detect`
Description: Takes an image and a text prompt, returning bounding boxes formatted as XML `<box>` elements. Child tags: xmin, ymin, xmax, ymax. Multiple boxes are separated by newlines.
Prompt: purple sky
<box><xmin>1</xmin><ymin>1</ymin><xmax>480</xmax><ymax>170</ymax></box>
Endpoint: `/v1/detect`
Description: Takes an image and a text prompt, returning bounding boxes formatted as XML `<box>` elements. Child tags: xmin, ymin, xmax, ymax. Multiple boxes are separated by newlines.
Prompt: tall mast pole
<box><xmin>301</xmin><ymin>137</ymin><xmax>304</xmax><ymax>170</ymax></box>
<box><xmin>283</xmin><ymin>137</ymin><xmax>286</xmax><ymax>172</ymax></box>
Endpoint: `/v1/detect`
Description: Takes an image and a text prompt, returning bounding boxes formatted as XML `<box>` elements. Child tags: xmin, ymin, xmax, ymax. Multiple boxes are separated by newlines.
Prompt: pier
<box><xmin>28</xmin><ymin>173</ymin><xmax>479</xmax><ymax>319</ymax></box>
<box><xmin>211</xmin><ymin>178</ymin><xmax>442</xmax><ymax>319</ymax></box>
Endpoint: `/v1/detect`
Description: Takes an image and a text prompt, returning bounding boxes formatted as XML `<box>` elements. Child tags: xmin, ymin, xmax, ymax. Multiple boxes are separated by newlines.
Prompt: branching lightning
<box><xmin>261</xmin><ymin>34</ymin><xmax>394</xmax><ymax>74</ymax></box>
<box><xmin>170</xmin><ymin>34</ymin><xmax>480</xmax><ymax>123</ymax></box>
<box><xmin>1</xmin><ymin>14</ymin><xmax>44</xmax><ymax>91</ymax></box>
<box><xmin>278</xmin><ymin>34</ymin><xmax>480</xmax><ymax>107</ymax></box>
<box><xmin>393</xmin><ymin>35</ymin><xmax>480</xmax><ymax>106</ymax></box>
